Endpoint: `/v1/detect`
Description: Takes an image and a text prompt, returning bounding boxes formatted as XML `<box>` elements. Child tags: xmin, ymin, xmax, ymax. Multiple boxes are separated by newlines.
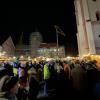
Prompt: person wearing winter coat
<box><xmin>0</xmin><ymin>75</ymin><xmax>19</xmax><ymax>100</ymax></box>
<box><xmin>43</xmin><ymin>64</ymin><xmax>50</xmax><ymax>96</ymax></box>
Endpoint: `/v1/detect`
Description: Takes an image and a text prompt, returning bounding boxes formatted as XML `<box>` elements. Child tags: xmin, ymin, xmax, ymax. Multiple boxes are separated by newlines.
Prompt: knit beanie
<box><xmin>2</xmin><ymin>76</ymin><xmax>18</xmax><ymax>91</ymax></box>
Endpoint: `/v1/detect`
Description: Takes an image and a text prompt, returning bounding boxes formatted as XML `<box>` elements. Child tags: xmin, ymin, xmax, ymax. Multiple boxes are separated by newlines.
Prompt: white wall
<box><xmin>87</xmin><ymin>0</ymin><xmax>100</xmax><ymax>54</ymax></box>
<box><xmin>75</xmin><ymin>0</ymin><xmax>90</xmax><ymax>56</ymax></box>
<box><xmin>92</xmin><ymin>22</ymin><xmax>100</xmax><ymax>54</ymax></box>
<box><xmin>75</xmin><ymin>0</ymin><xmax>100</xmax><ymax>56</ymax></box>
<box><xmin>87</xmin><ymin>0</ymin><xmax>100</xmax><ymax>21</ymax></box>
<box><xmin>82</xmin><ymin>0</ymin><xmax>96</xmax><ymax>54</ymax></box>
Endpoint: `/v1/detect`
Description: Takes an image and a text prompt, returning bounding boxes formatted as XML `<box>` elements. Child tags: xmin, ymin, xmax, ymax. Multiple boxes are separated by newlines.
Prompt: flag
<box><xmin>54</xmin><ymin>25</ymin><xmax>66</xmax><ymax>36</ymax></box>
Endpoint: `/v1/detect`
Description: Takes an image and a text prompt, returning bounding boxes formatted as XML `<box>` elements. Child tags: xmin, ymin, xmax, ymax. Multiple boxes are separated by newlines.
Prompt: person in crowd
<box><xmin>0</xmin><ymin>75</ymin><xmax>19</xmax><ymax>100</ymax></box>
<box><xmin>63</xmin><ymin>61</ymin><xmax>71</xmax><ymax>79</ymax></box>
<box><xmin>71</xmin><ymin>60</ymin><xmax>87</xmax><ymax>99</ymax></box>
<box><xmin>69</xmin><ymin>60</ymin><xmax>75</xmax><ymax>70</ymax></box>
<box><xmin>54</xmin><ymin>61</ymin><xmax>63</xmax><ymax>75</ymax></box>
<box><xmin>4</xmin><ymin>63</ymin><xmax>14</xmax><ymax>76</ymax></box>
<box><xmin>17</xmin><ymin>76</ymin><xmax>28</xmax><ymax>100</ymax></box>
<box><xmin>28</xmin><ymin>61</ymin><xmax>33</xmax><ymax>68</ymax></box>
<box><xmin>48</xmin><ymin>61</ymin><xmax>56</xmax><ymax>79</ymax></box>
<box><xmin>0</xmin><ymin>67</ymin><xmax>8</xmax><ymax>79</ymax></box>
<box><xmin>33</xmin><ymin>61</ymin><xmax>38</xmax><ymax>72</ymax></box>
<box><xmin>43</xmin><ymin>63</ymin><xmax>50</xmax><ymax>96</ymax></box>
<box><xmin>86</xmin><ymin>60</ymin><xmax>100</xmax><ymax>99</ymax></box>
<box><xmin>28</xmin><ymin>65</ymin><xmax>38</xmax><ymax>81</ymax></box>
<box><xmin>18</xmin><ymin>62</ymin><xmax>28</xmax><ymax>78</ymax></box>
<box><xmin>93</xmin><ymin>80</ymin><xmax>100</xmax><ymax>100</ymax></box>
<box><xmin>37</xmin><ymin>67</ymin><xmax>43</xmax><ymax>82</ymax></box>
<box><xmin>28</xmin><ymin>75</ymin><xmax>40</xmax><ymax>100</ymax></box>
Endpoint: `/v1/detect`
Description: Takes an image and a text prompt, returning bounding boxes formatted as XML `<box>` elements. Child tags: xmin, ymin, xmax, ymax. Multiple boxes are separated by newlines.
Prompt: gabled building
<box><xmin>1</xmin><ymin>36</ymin><xmax>15</xmax><ymax>56</ymax></box>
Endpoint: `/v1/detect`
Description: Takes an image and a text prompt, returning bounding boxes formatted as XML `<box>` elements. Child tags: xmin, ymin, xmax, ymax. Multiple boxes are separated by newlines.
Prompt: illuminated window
<box><xmin>96</xmin><ymin>11</ymin><xmax>100</xmax><ymax>21</ymax></box>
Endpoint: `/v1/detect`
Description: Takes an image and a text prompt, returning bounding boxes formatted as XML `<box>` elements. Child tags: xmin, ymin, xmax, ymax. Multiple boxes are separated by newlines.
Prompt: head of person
<box><xmin>0</xmin><ymin>67</ymin><xmax>8</xmax><ymax>79</ymax></box>
<box><xmin>92</xmin><ymin>60</ymin><xmax>97</xmax><ymax>64</ymax></box>
<box><xmin>20</xmin><ymin>63</ymin><xmax>26</xmax><ymax>68</ymax></box>
<box><xmin>56</xmin><ymin>60</ymin><xmax>59</xmax><ymax>64</ymax></box>
<box><xmin>19</xmin><ymin>76</ymin><xmax>28</xmax><ymax>88</ymax></box>
<box><xmin>63</xmin><ymin>61</ymin><xmax>67</xmax><ymax>65</ymax></box>
<box><xmin>1</xmin><ymin>75</ymin><xmax>19</xmax><ymax>95</ymax></box>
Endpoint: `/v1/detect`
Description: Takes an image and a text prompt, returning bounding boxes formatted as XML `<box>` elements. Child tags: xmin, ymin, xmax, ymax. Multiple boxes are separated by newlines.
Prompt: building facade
<box><xmin>37</xmin><ymin>43</ymin><xmax>65</xmax><ymax>58</ymax></box>
<box><xmin>15</xmin><ymin>43</ymin><xmax>65</xmax><ymax>58</ymax></box>
<box><xmin>75</xmin><ymin>0</ymin><xmax>100</xmax><ymax>57</ymax></box>
<box><xmin>15</xmin><ymin>32</ymin><xmax>65</xmax><ymax>58</ymax></box>
<box><xmin>15</xmin><ymin>45</ymin><xmax>30</xmax><ymax>57</ymax></box>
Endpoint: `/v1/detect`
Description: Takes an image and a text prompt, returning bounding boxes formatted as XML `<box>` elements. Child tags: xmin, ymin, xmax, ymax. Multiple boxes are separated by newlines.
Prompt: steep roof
<box><xmin>0</xmin><ymin>36</ymin><xmax>9</xmax><ymax>45</ymax></box>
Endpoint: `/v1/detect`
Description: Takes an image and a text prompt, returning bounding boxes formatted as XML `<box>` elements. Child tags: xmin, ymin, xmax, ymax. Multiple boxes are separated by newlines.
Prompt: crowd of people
<box><xmin>0</xmin><ymin>58</ymin><xmax>100</xmax><ymax>100</ymax></box>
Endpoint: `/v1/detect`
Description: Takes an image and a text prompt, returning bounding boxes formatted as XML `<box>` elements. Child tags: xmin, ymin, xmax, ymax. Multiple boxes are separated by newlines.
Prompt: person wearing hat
<box><xmin>0</xmin><ymin>75</ymin><xmax>19</xmax><ymax>100</ymax></box>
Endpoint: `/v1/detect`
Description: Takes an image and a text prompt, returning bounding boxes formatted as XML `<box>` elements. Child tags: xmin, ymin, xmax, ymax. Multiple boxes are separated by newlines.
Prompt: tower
<box><xmin>18</xmin><ymin>32</ymin><xmax>23</xmax><ymax>45</ymax></box>
<box><xmin>30</xmin><ymin>30</ymin><xmax>42</xmax><ymax>57</ymax></box>
<box><xmin>15</xmin><ymin>32</ymin><xmax>30</xmax><ymax>56</ymax></box>
<box><xmin>75</xmin><ymin>0</ymin><xmax>100</xmax><ymax>57</ymax></box>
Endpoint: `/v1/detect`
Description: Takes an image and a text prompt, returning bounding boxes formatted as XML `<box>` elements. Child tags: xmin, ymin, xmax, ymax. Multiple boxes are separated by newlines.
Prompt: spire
<box><xmin>34</xmin><ymin>26</ymin><xmax>39</xmax><ymax>32</ymax></box>
<box><xmin>18</xmin><ymin>32</ymin><xmax>23</xmax><ymax>45</ymax></box>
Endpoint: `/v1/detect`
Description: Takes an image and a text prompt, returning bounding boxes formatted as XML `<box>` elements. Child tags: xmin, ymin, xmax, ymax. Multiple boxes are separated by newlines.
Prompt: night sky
<box><xmin>0</xmin><ymin>0</ymin><xmax>78</xmax><ymax>56</ymax></box>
